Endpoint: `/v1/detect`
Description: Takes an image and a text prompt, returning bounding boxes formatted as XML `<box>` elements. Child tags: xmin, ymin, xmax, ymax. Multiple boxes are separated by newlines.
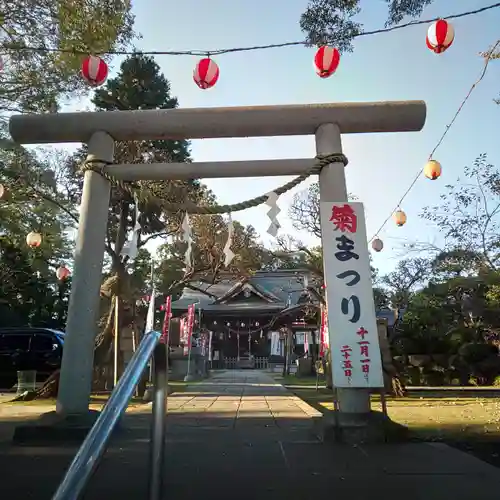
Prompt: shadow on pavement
<box><xmin>0</xmin><ymin>407</ymin><xmax>500</xmax><ymax>500</ymax></box>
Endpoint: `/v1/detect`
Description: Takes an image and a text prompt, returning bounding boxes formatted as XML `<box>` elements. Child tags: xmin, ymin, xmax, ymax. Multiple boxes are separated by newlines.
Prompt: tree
<box><xmin>61</xmin><ymin>53</ymin><xmax>212</xmax><ymax>287</ymax></box>
<box><xmin>0</xmin><ymin>0</ymin><xmax>135</xmax><ymax>113</ymax></box>
<box><xmin>299</xmin><ymin>0</ymin><xmax>434</xmax><ymax>51</ymax></box>
<box><xmin>421</xmin><ymin>154</ymin><xmax>500</xmax><ymax>271</ymax></box>
<box><xmin>156</xmin><ymin>216</ymin><xmax>267</xmax><ymax>296</ymax></box>
<box><xmin>0</xmin><ymin>134</ymin><xmax>74</xmax><ymax>328</ymax></box>
<box><xmin>26</xmin><ymin>54</ymin><xmax>217</xmax><ymax>397</ymax></box>
<box><xmin>381</xmin><ymin>257</ymin><xmax>430</xmax><ymax>308</ymax></box>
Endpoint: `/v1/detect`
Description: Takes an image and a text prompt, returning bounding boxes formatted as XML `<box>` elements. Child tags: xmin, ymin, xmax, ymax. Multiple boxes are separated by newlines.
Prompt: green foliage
<box><xmin>300</xmin><ymin>0</ymin><xmax>362</xmax><ymax>51</ymax></box>
<box><xmin>0</xmin><ymin>144</ymin><xmax>73</xmax><ymax>327</ymax></box>
<box><xmin>157</xmin><ymin>216</ymin><xmax>267</xmax><ymax>293</ymax></box>
<box><xmin>0</xmin><ymin>0</ymin><xmax>135</xmax><ymax>112</ymax></box>
<box><xmin>299</xmin><ymin>0</ymin><xmax>434</xmax><ymax>50</ymax></box>
<box><xmin>287</xmin><ymin>154</ymin><xmax>500</xmax><ymax>385</ymax></box>
<box><xmin>422</xmin><ymin>154</ymin><xmax>500</xmax><ymax>271</ymax></box>
<box><xmin>61</xmin><ymin>52</ymin><xmax>213</xmax><ymax>287</ymax></box>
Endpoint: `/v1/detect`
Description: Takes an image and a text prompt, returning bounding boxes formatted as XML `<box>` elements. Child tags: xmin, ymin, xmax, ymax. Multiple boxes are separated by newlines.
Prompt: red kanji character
<box><xmin>361</xmin><ymin>364</ymin><xmax>370</xmax><ymax>375</ymax></box>
<box><xmin>357</xmin><ymin>327</ymin><xmax>368</xmax><ymax>340</ymax></box>
<box><xmin>344</xmin><ymin>369</ymin><xmax>352</xmax><ymax>377</ymax></box>
<box><xmin>340</xmin><ymin>345</ymin><xmax>352</xmax><ymax>359</ymax></box>
<box><xmin>360</xmin><ymin>345</ymin><xmax>369</xmax><ymax>357</ymax></box>
<box><xmin>342</xmin><ymin>359</ymin><xmax>353</xmax><ymax>369</ymax></box>
<box><xmin>329</xmin><ymin>204</ymin><xmax>357</xmax><ymax>233</ymax></box>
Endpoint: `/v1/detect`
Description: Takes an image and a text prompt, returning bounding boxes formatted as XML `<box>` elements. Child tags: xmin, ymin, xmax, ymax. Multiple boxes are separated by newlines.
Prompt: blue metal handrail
<box><xmin>52</xmin><ymin>330</ymin><xmax>168</xmax><ymax>500</ymax></box>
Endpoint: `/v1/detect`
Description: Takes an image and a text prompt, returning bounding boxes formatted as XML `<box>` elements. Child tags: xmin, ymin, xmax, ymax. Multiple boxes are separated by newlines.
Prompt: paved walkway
<box><xmin>1</xmin><ymin>370</ymin><xmax>500</xmax><ymax>499</ymax></box>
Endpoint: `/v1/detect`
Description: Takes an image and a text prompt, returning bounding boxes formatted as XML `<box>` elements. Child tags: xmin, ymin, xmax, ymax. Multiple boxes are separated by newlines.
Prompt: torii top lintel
<box><xmin>9</xmin><ymin>100</ymin><xmax>426</xmax><ymax>145</ymax></box>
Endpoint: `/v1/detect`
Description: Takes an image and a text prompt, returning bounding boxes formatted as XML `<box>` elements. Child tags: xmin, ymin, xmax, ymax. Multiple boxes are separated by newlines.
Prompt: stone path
<box><xmin>163</xmin><ymin>370</ymin><xmax>321</xmax><ymax>436</ymax></box>
<box><xmin>1</xmin><ymin>370</ymin><xmax>500</xmax><ymax>499</ymax></box>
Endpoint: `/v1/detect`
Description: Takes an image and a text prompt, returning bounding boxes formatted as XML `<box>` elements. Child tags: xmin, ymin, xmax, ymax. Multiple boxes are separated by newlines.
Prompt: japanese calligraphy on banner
<box><xmin>200</xmin><ymin>331</ymin><xmax>209</xmax><ymax>356</ymax></box>
<box><xmin>319</xmin><ymin>306</ymin><xmax>329</xmax><ymax>357</ymax></box>
<box><xmin>181</xmin><ymin>305</ymin><xmax>195</xmax><ymax>355</ymax></box>
<box><xmin>320</xmin><ymin>202</ymin><xmax>384</xmax><ymax>388</ymax></box>
<box><xmin>160</xmin><ymin>296</ymin><xmax>172</xmax><ymax>345</ymax></box>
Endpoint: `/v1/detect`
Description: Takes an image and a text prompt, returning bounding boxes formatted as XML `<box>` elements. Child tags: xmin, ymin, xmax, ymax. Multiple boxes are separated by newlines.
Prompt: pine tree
<box><xmin>92</xmin><ymin>54</ymin><xmax>191</xmax><ymax>163</ymax></box>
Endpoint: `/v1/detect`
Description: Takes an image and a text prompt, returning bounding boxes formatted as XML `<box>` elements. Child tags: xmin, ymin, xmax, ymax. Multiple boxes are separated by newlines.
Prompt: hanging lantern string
<box><xmin>368</xmin><ymin>38</ymin><xmax>500</xmax><ymax>244</ymax></box>
<box><xmin>0</xmin><ymin>4</ymin><xmax>497</xmax><ymax>57</ymax></box>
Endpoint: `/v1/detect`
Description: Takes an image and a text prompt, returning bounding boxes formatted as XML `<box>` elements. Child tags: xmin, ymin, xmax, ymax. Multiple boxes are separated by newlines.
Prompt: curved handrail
<box><xmin>52</xmin><ymin>330</ymin><xmax>167</xmax><ymax>500</ymax></box>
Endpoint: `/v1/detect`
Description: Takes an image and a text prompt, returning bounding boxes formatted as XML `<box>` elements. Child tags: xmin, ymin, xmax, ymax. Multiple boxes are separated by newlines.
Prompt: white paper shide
<box><xmin>320</xmin><ymin>202</ymin><xmax>383</xmax><ymax>388</ymax></box>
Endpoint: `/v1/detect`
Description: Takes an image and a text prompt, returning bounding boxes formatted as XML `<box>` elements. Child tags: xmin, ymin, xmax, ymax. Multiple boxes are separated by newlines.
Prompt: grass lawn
<box><xmin>1</xmin><ymin>380</ymin><xmax>190</xmax><ymax>408</ymax></box>
<box><xmin>289</xmin><ymin>384</ymin><xmax>500</xmax><ymax>467</ymax></box>
<box><xmin>272</xmin><ymin>374</ymin><xmax>324</xmax><ymax>386</ymax></box>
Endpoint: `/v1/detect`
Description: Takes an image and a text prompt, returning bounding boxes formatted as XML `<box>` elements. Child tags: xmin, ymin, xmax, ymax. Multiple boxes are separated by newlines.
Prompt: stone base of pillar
<box><xmin>315</xmin><ymin>410</ymin><xmax>409</xmax><ymax>445</ymax></box>
<box><xmin>12</xmin><ymin>409</ymin><xmax>103</xmax><ymax>446</ymax></box>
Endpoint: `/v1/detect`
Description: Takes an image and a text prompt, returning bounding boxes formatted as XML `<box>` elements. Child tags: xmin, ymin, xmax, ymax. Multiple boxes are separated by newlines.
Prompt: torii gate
<box><xmin>9</xmin><ymin>100</ymin><xmax>426</xmax><ymax>437</ymax></box>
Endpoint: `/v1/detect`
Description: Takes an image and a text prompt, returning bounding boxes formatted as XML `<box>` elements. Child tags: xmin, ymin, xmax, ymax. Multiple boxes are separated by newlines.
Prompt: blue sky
<box><xmin>69</xmin><ymin>1</ymin><xmax>500</xmax><ymax>275</ymax></box>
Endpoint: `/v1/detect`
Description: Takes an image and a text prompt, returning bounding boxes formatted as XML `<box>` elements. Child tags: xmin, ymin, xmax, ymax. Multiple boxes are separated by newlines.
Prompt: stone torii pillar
<box><xmin>9</xmin><ymin>100</ymin><xmax>426</xmax><ymax>436</ymax></box>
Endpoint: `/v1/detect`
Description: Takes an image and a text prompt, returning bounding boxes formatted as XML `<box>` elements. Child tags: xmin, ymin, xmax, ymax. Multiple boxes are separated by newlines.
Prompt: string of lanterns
<box><xmin>0</xmin><ymin>18</ymin><xmax>471</xmax><ymax>258</ymax></box>
<box><xmin>80</xmin><ymin>19</ymin><xmax>455</xmax><ymax>90</ymax></box>
<box><xmin>81</xmin><ymin>21</ymin><xmax>451</xmax><ymax>259</ymax></box>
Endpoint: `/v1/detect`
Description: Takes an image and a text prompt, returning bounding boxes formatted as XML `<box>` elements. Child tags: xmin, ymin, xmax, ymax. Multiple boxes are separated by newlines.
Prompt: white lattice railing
<box><xmin>222</xmin><ymin>357</ymin><xmax>269</xmax><ymax>370</ymax></box>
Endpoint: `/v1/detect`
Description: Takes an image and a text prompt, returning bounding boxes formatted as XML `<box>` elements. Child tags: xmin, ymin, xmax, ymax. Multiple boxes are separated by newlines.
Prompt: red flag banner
<box><xmin>184</xmin><ymin>304</ymin><xmax>195</xmax><ymax>355</ymax></box>
<box><xmin>160</xmin><ymin>296</ymin><xmax>172</xmax><ymax>344</ymax></box>
<box><xmin>319</xmin><ymin>306</ymin><xmax>327</xmax><ymax>357</ymax></box>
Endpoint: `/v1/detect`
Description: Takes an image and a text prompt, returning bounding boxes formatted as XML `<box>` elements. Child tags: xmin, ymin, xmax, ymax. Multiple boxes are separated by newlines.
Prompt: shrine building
<box><xmin>170</xmin><ymin>269</ymin><xmax>396</xmax><ymax>369</ymax></box>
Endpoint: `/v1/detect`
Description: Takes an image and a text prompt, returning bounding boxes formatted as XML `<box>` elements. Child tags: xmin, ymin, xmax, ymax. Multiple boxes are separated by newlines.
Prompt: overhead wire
<box><xmin>2</xmin><ymin>2</ymin><xmax>499</xmax><ymax>243</ymax></box>
<box><xmin>368</xmin><ymin>38</ymin><xmax>500</xmax><ymax>243</ymax></box>
<box><xmin>0</xmin><ymin>3</ymin><xmax>499</xmax><ymax>57</ymax></box>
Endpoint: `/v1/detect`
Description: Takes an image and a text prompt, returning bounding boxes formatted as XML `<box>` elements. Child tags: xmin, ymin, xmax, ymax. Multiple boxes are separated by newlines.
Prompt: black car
<box><xmin>0</xmin><ymin>327</ymin><xmax>65</xmax><ymax>390</ymax></box>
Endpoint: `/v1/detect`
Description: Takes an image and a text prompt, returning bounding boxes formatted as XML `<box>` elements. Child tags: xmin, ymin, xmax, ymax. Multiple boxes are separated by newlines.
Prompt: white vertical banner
<box><xmin>182</xmin><ymin>213</ymin><xmax>193</xmax><ymax>270</ymax></box>
<box><xmin>144</xmin><ymin>289</ymin><xmax>156</xmax><ymax>334</ymax></box>
<box><xmin>120</xmin><ymin>196</ymin><xmax>141</xmax><ymax>260</ymax></box>
<box><xmin>320</xmin><ymin>202</ymin><xmax>383</xmax><ymax>388</ymax></box>
<box><xmin>270</xmin><ymin>331</ymin><xmax>280</xmax><ymax>356</ymax></box>
<box><xmin>208</xmin><ymin>331</ymin><xmax>213</xmax><ymax>361</ymax></box>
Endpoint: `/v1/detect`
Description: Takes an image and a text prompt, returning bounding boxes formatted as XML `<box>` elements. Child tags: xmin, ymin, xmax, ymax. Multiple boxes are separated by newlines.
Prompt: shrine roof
<box><xmin>170</xmin><ymin>269</ymin><xmax>398</xmax><ymax>326</ymax></box>
<box><xmin>171</xmin><ymin>269</ymin><xmax>313</xmax><ymax>313</ymax></box>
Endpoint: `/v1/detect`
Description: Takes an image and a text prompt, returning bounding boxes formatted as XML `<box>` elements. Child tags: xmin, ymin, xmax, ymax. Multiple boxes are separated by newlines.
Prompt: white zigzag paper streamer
<box><xmin>182</xmin><ymin>213</ymin><xmax>193</xmax><ymax>270</ymax></box>
<box><xmin>265</xmin><ymin>191</ymin><xmax>281</xmax><ymax>237</ymax></box>
<box><xmin>223</xmin><ymin>213</ymin><xmax>235</xmax><ymax>267</ymax></box>
<box><xmin>120</xmin><ymin>196</ymin><xmax>141</xmax><ymax>260</ymax></box>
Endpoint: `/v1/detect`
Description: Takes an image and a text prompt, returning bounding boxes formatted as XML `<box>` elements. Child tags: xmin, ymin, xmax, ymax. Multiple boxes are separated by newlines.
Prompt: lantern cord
<box><xmin>80</xmin><ymin>153</ymin><xmax>348</xmax><ymax>215</ymax></box>
<box><xmin>0</xmin><ymin>3</ymin><xmax>498</xmax><ymax>57</ymax></box>
<box><xmin>368</xmin><ymin>39</ymin><xmax>500</xmax><ymax>244</ymax></box>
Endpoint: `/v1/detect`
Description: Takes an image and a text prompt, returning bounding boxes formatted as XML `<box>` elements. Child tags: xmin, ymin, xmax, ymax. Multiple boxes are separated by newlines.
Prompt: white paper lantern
<box><xmin>371</xmin><ymin>238</ymin><xmax>384</xmax><ymax>252</ymax></box>
<box><xmin>424</xmin><ymin>159</ymin><xmax>442</xmax><ymax>180</ymax></box>
<box><xmin>26</xmin><ymin>231</ymin><xmax>42</xmax><ymax>248</ymax></box>
<box><xmin>393</xmin><ymin>209</ymin><xmax>407</xmax><ymax>227</ymax></box>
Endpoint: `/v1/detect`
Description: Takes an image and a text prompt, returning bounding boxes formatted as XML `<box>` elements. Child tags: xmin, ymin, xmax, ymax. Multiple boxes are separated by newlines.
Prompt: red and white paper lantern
<box><xmin>314</xmin><ymin>46</ymin><xmax>340</xmax><ymax>78</ymax></box>
<box><xmin>81</xmin><ymin>55</ymin><xmax>108</xmax><ymax>86</ymax></box>
<box><xmin>193</xmin><ymin>58</ymin><xmax>219</xmax><ymax>89</ymax></box>
<box><xmin>56</xmin><ymin>265</ymin><xmax>71</xmax><ymax>281</ymax></box>
<box><xmin>426</xmin><ymin>20</ymin><xmax>454</xmax><ymax>54</ymax></box>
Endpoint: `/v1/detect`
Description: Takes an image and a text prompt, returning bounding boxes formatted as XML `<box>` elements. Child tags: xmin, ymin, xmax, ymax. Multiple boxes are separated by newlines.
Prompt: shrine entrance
<box><xmin>170</xmin><ymin>269</ymin><xmax>322</xmax><ymax>371</ymax></box>
<box><xmin>9</xmin><ymin>99</ymin><xmax>426</xmax><ymax>425</ymax></box>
